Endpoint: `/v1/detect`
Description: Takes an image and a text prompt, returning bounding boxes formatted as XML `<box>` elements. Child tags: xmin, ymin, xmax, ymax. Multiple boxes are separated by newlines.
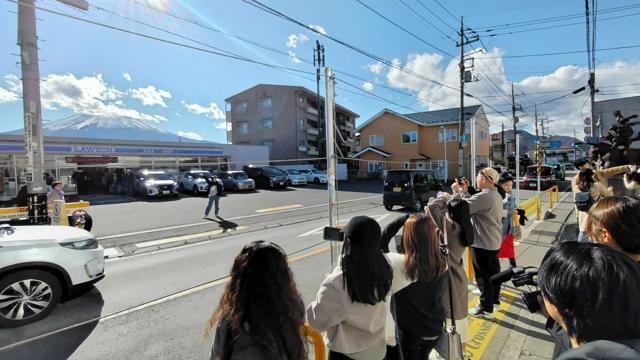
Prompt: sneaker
<box><xmin>469</xmin><ymin>305</ymin><xmax>495</xmax><ymax>320</ymax></box>
<box><xmin>472</xmin><ymin>288</ymin><xmax>481</xmax><ymax>296</ymax></box>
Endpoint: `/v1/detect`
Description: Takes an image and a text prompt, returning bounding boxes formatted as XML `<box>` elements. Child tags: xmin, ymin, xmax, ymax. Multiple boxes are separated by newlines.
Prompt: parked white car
<box><xmin>0</xmin><ymin>224</ymin><xmax>105</xmax><ymax>327</ymax></box>
<box><xmin>178</xmin><ymin>170</ymin><xmax>213</xmax><ymax>195</ymax></box>
<box><xmin>282</xmin><ymin>169</ymin><xmax>307</xmax><ymax>186</ymax></box>
<box><xmin>298</xmin><ymin>169</ymin><xmax>327</xmax><ymax>184</ymax></box>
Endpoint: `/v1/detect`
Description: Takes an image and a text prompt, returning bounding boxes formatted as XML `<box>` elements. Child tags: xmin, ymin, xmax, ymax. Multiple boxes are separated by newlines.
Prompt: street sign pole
<box><xmin>325</xmin><ymin>67</ymin><xmax>340</xmax><ymax>270</ymax></box>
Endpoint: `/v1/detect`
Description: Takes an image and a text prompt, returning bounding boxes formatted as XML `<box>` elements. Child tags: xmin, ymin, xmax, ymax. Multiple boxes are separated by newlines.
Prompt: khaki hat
<box><xmin>479</xmin><ymin>167</ymin><xmax>500</xmax><ymax>185</ymax></box>
<box><xmin>52</xmin><ymin>180</ymin><xmax>63</xmax><ymax>187</ymax></box>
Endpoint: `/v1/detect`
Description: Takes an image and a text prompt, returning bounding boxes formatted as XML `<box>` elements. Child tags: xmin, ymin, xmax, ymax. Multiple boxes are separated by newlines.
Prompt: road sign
<box><xmin>548</xmin><ymin>141</ymin><xmax>562</xmax><ymax>149</ymax></box>
<box><xmin>584</xmin><ymin>117</ymin><xmax>592</xmax><ymax>126</ymax></box>
<box><xmin>584</xmin><ymin>126</ymin><xmax>591</xmax><ymax>135</ymax></box>
<box><xmin>584</xmin><ymin>136</ymin><xmax>602</xmax><ymax>144</ymax></box>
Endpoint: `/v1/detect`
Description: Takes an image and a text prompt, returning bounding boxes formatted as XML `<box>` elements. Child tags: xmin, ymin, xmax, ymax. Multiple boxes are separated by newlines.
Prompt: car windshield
<box><xmin>385</xmin><ymin>171</ymin><xmax>411</xmax><ymax>186</ymax></box>
<box><xmin>526</xmin><ymin>167</ymin><xmax>552</xmax><ymax>176</ymax></box>
<box><xmin>311</xmin><ymin>169</ymin><xmax>325</xmax><ymax>174</ymax></box>
<box><xmin>231</xmin><ymin>172</ymin><xmax>248</xmax><ymax>179</ymax></box>
<box><xmin>191</xmin><ymin>172</ymin><xmax>212</xmax><ymax>178</ymax></box>
<box><xmin>141</xmin><ymin>173</ymin><xmax>172</xmax><ymax>181</ymax></box>
<box><xmin>264</xmin><ymin>167</ymin><xmax>285</xmax><ymax>176</ymax></box>
<box><xmin>286</xmin><ymin>169</ymin><xmax>301</xmax><ymax>175</ymax></box>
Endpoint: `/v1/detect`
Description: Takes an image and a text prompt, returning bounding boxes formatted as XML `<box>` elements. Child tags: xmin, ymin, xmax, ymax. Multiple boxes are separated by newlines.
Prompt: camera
<box><xmin>491</xmin><ymin>266</ymin><xmax>541</xmax><ymax>313</ymax></box>
<box><xmin>323</xmin><ymin>226</ymin><xmax>344</xmax><ymax>241</ymax></box>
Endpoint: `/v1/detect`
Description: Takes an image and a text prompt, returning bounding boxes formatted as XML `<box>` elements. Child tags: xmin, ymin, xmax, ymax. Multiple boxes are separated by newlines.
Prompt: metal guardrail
<box><xmin>302</xmin><ymin>324</ymin><xmax>326</xmax><ymax>360</ymax></box>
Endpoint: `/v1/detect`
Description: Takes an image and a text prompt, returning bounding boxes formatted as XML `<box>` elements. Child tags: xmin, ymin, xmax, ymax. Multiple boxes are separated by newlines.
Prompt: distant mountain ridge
<box><xmin>4</xmin><ymin>114</ymin><xmax>212</xmax><ymax>143</ymax></box>
<box><xmin>494</xmin><ymin>129</ymin><xmax>579</xmax><ymax>152</ymax></box>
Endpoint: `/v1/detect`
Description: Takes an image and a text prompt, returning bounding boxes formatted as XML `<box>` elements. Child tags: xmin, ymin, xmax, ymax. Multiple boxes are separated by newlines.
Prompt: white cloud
<box><xmin>288</xmin><ymin>51</ymin><xmax>302</xmax><ymax>64</ymax></box>
<box><xmin>367</xmin><ymin>61</ymin><xmax>384</xmax><ymax>74</ymax></box>
<box><xmin>16</xmin><ymin>72</ymin><xmax>168</xmax><ymax>123</ymax></box>
<box><xmin>0</xmin><ymin>87</ymin><xmax>18</xmax><ymax>104</ymax></box>
<box><xmin>309</xmin><ymin>24</ymin><xmax>327</xmax><ymax>35</ymax></box>
<box><xmin>177</xmin><ymin>131</ymin><xmax>203</xmax><ymax>141</ymax></box>
<box><xmin>286</xmin><ymin>33</ymin><xmax>309</xmax><ymax>49</ymax></box>
<box><xmin>383</xmin><ymin>50</ymin><xmax>640</xmax><ymax>136</ymax></box>
<box><xmin>214</xmin><ymin>121</ymin><xmax>229</xmax><ymax>130</ymax></box>
<box><xmin>362</xmin><ymin>81</ymin><xmax>374</xmax><ymax>92</ymax></box>
<box><xmin>182</xmin><ymin>100</ymin><xmax>225</xmax><ymax>120</ymax></box>
<box><xmin>129</xmin><ymin>85</ymin><xmax>172</xmax><ymax>107</ymax></box>
<box><xmin>123</xmin><ymin>73</ymin><xmax>132</xmax><ymax>82</ymax></box>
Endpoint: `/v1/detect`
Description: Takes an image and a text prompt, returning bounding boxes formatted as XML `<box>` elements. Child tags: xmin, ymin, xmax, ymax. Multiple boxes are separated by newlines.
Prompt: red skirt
<box><xmin>498</xmin><ymin>233</ymin><xmax>516</xmax><ymax>259</ymax></box>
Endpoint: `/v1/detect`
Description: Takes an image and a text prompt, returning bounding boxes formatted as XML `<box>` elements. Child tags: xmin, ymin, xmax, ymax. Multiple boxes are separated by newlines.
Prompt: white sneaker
<box><xmin>472</xmin><ymin>288</ymin><xmax>481</xmax><ymax>296</ymax></box>
<box><xmin>469</xmin><ymin>305</ymin><xmax>495</xmax><ymax>320</ymax></box>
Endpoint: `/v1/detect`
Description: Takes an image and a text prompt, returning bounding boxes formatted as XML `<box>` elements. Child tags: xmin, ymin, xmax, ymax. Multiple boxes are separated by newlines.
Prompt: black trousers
<box><xmin>397</xmin><ymin>328</ymin><xmax>438</xmax><ymax>360</ymax></box>
<box><xmin>472</xmin><ymin>247</ymin><xmax>501</xmax><ymax>312</ymax></box>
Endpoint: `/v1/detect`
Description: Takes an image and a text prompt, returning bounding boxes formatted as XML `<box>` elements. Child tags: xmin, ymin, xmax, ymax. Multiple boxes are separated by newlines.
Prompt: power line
<box><xmin>353</xmin><ymin>0</ymin><xmax>455</xmax><ymax>57</ymax></box>
<box><xmin>486</xmin><ymin>44</ymin><xmax>640</xmax><ymax>59</ymax></box>
<box><xmin>396</xmin><ymin>0</ymin><xmax>454</xmax><ymax>41</ymax></box>
<box><xmin>433</xmin><ymin>0</ymin><xmax>459</xmax><ymax>22</ymax></box>
<box><xmin>415</xmin><ymin>0</ymin><xmax>457</xmax><ymax>32</ymax></box>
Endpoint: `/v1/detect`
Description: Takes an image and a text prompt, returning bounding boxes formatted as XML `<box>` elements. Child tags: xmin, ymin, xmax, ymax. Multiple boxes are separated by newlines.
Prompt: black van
<box><xmin>383</xmin><ymin>169</ymin><xmax>442</xmax><ymax>211</ymax></box>
<box><xmin>242</xmin><ymin>165</ymin><xmax>289</xmax><ymax>189</ymax></box>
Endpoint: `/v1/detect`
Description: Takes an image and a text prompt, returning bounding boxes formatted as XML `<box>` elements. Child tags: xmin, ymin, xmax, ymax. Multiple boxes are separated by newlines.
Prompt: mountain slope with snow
<box><xmin>5</xmin><ymin>114</ymin><xmax>212</xmax><ymax>143</ymax></box>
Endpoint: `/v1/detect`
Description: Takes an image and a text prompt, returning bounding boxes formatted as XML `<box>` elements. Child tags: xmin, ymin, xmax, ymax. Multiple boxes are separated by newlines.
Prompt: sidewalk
<box><xmin>466</xmin><ymin>190</ymin><xmax>576</xmax><ymax>360</ymax></box>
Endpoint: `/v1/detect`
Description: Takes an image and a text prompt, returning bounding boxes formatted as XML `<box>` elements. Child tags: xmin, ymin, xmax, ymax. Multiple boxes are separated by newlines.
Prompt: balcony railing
<box><xmin>307</xmin><ymin>128</ymin><xmax>320</xmax><ymax>136</ymax></box>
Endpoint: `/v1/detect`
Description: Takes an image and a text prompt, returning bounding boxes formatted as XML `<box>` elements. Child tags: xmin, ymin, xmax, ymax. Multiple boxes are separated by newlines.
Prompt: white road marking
<box><xmin>135</xmin><ymin>226</ymin><xmax>247</xmax><ymax>248</ymax></box>
<box><xmin>99</xmin><ymin>195</ymin><xmax>381</xmax><ymax>240</ymax></box>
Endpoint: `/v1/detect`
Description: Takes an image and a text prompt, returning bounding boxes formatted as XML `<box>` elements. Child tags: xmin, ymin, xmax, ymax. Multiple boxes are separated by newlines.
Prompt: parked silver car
<box><xmin>282</xmin><ymin>169</ymin><xmax>307</xmax><ymax>186</ymax></box>
<box><xmin>178</xmin><ymin>170</ymin><xmax>213</xmax><ymax>195</ymax></box>
<box><xmin>218</xmin><ymin>171</ymin><xmax>256</xmax><ymax>191</ymax></box>
<box><xmin>298</xmin><ymin>169</ymin><xmax>327</xmax><ymax>184</ymax></box>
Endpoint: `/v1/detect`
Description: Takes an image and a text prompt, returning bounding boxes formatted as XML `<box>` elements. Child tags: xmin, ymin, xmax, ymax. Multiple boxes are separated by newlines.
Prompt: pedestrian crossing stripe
<box><xmin>135</xmin><ymin>226</ymin><xmax>247</xmax><ymax>248</ymax></box>
<box><xmin>297</xmin><ymin>214</ymin><xmax>391</xmax><ymax>237</ymax></box>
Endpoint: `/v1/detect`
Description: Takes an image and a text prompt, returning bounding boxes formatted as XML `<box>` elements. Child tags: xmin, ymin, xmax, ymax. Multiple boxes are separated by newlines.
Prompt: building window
<box><xmin>237</xmin><ymin>122</ymin><xmax>248</xmax><ymax>134</ymax></box>
<box><xmin>234</xmin><ymin>101</ymin><xmax>247</xmax><ymax>113</ymax></box>
<box><xmin>369</xmin><ymin>134</ymin><xmax>384</xmax><ymax>146</ymax></box>
<box><xmin>401</xmin><ymin>131</ymin><xmax>418</xmax><ymax>144</ymax></box>
<box><xmin>261</xmin><ymin>140</ymin><xmax>273</xmax><ymax>151</ymax></box>
<box><xmin>225</xmin><ymin>102</ymin><xmax>231</xmax><ymax>112</ymax></box>
<box><xmin>439</xmin><ymin>129</ymin><xmax>458</xmax><ymax>142</ymax></box>
<box><xmin>261</xmin><ymin>117</ymin><xmax>273</xmax><ymax>129</ymax></box>
<box><xmin>368</xmin><ymin>160</ymin><xmax>383</xmax><ymax>173</ymax></box>
<box><xmin>260</xmin><ymin>97</ymin><xmax>272</xmax><ymax>108</ymax></box>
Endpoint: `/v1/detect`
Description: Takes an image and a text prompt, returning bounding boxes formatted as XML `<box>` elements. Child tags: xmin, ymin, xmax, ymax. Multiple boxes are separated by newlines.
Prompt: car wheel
<box><xmin>314</xmin><ymin>177</ymin><xmax>320</xmax><ymax>184</ymax></box>
<box><xmin>0</xmin><ymin>270</ymin><xmax>62</xmax><ymax>328</ymax></box>
<box><xmin>69</xmin><ymin>210</ymin><xmax>93</xmax><ymax>232</ymax></box>
<box><xmin>414</xmin><ymin>198</ymin><xmax>422</xmax><ymax>212</ymax></box>
<box><xmin>193</xmin><ymin>186</ymin><xmax>199</xmax><ymax>196</ymax></box>
<box><xmin>384</xmin><ymin>204</ymin><xmax>393</xmax><ymax>211</ymax></box>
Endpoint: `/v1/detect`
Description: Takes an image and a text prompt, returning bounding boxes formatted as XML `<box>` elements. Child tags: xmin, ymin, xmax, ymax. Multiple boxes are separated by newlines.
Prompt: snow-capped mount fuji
<box><xmin>6</xmin><ymin>113</ymin><xmax>209</xmax><ymax>143</ymax></box>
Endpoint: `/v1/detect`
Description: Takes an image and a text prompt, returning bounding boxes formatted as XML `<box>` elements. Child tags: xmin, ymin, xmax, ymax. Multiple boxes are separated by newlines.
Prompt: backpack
<box><xmin>574</xmin><ymin>191</ymin><xmax>593</xmax><ymax>212</ymax></box>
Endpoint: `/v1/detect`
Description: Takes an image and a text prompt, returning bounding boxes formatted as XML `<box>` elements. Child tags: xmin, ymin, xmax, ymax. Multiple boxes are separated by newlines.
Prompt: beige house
<box><xmin>352</xmin><ymin>105</ymin><xmax>490</xmax><ymax>180</ymax></box>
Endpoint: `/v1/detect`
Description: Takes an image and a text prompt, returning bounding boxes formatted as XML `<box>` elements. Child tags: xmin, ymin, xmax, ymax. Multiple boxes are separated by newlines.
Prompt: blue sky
<box><xmin>1</xmin><ymin>0</ymin><xmax>639</xmax><ymax>142</ymax></box>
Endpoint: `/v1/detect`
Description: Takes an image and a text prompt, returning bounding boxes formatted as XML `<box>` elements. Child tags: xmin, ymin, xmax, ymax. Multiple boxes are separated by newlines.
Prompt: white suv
<box><xmin>178</xmin><ymin>170</ymin><xmax>213</xmax><ymax>195</ymax></box>
<box><xmin>0</xmin><ymin>224</ymin><xmax>105</xmax><ymax>327</ymax></box>
<box><xmin>298</xmin><ymin>169</ymin><xmax>327</xmax><ymax>184</ymax></box>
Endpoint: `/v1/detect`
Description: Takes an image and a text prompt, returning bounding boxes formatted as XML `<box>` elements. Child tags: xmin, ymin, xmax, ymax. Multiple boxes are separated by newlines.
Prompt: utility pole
<box><xmin>501</xmin><ymin>123</ymin><xmax>505</xmax><ymax>164</ymax></box>
<box><xmin>17</xmin><ymin>0</ymin><xmax>88</xmax><ymax>224</ymax></box>
<box><xmin>456</xmin><ymin>17</ymin><xmax>479</xmax><ymax>177</ymax></box>
<box><xmin>534</xmin><ymin>105</ymin><xmax>539</xmax><ymax>142</ymax></box>
<box><xmin>511</xmin><ymin>83</ymin><xmax>521</xmax><ymax>173</ymax></box>
<box><xmin>574</xmin><ymin>128</ymin><xmax>578</xmax><ymax>162</ymax></box>
<box><xmin>314</xmin><ymin>41</ymin><xmax>325</xmax><ymax>160</ymax></box>
<box><xmin>324</xmin><ymin>67</ymin><xmax>339</xmax><ymax>270</ymax></box>
<box><xmin>585</xmin><ymin>0</ymin><xmax>596</xmax><ymax>137</ymax></box>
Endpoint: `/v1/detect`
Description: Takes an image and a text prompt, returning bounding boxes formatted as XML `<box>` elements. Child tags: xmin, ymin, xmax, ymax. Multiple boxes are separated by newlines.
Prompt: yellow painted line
<box><xmin>66</xmin><ymin>201</ymin><xmax>90</xmax><ymax>209</ymax></box>
<box><xmin>255</xmin><ymin>204</ymin><xmax>303</xmax><ymax>213</ymax></box>
<box><xmin>0</xmin><ymin>207</ymin><xmax>26</xmax><ymax>215</ymax></box>
<box><xmin>135</xmin><ymin>226</ymin><xmax>248</xmax><ymax>248</ymax></box>
<box><xmin>465</xmin><ymin>289</ymin><xmax>518</xmax><ymax>359</ymax></box>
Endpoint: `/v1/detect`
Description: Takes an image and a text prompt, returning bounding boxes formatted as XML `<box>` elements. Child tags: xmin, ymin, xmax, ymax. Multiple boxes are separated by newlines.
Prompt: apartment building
<box><xmin>352</xmin><ymin>105</ymin><xmax>490</xmax><ymax>180</ymax></box>
<box><xmin>225</xmin><ymin>84</ymin><xmax>359</xmax><ymax>163</ymax></box>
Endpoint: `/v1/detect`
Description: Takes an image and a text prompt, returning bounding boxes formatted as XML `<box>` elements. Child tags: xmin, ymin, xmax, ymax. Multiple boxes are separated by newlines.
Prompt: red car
<box><xmin>522</xmin><ymin>165</ymin><xmax>555</xmax><ymax>190</ymax></box>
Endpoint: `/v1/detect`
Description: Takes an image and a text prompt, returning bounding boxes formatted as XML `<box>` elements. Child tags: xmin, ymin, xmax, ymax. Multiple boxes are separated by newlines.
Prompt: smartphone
<box><xmin>323</xmin><ymin>226</ymin><xmax>344</xmax><ymax>241</ymax></box>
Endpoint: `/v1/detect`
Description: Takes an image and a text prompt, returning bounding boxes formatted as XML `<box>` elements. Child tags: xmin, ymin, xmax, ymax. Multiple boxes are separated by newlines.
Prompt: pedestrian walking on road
<box><xmin>206</xmin><ymin>240</ymin><xmax>307</xmax><ymax>360</ymax></box>
<box><xmin>306</xmin><ymin>216</ymin><xmax>394</xmax><ymax>360</ymax></box>
<box><xmin>587</xmin><ymin>196</ymin><xmax>640</xmax><ymax>263</ymax></box>
<box><xmin>498</xmin><ymin>175</ymin><xmax>518</xmax><ymax>267</ymax></box>
<box><xmin>452</xmin><ymin>168</ymin><xmax>503</xmax><ymax>320</ymax></box>
<box><xmin>539</xmin><ymin>242</ymin><xmax>640</xmax><ymax>360</ymax></box>
<box><xmin>204</xmin><ymin>176</ymin><xmax>224</xmax><ymax>219</ymax></box>
<box><xmin>573</xmin><ymin>169</ymin><xmax>613</xmax><ymax>242</ymax></box>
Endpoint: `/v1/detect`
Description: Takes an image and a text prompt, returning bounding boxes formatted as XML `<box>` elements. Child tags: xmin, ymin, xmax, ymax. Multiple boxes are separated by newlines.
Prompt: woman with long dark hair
<box><xmin>573</xmin><ymin>169</ymin><xmax>612</xmax><ymax>242</ymax></box>
<box><xmin>498</xmin><ymin>175</ymin><xmax>518</xmax><ymax>267</ymax></box>
<box><xmin>587</xmin><ymin>196</ymin><xmax>640</xmax><ymax>262</ymax></box>
<box><xmin>391</xmin><ymin>213</ymin><xmax>447</xmax><ymax>360</ymax></box>
<box><xmin>206</xmin><ymin>241</ymin><xmax>307</xmax><ymax>360</ymax></box>
<box><xmin>306</xmin><ymin>216</ymin><xmax>395</xmax><ymax>360</ymax></box>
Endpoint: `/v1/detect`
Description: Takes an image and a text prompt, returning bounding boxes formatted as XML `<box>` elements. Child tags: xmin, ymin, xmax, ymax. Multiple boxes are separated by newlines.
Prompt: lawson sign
<box><xmin>0</xmin><ymin>143</ymin><xmax>224</xmax><ymax>156</ymax></box>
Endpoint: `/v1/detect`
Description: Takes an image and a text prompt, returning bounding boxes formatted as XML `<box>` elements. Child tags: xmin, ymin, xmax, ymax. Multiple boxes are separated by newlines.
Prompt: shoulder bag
<box><xmin>434</xmin><ymin>220</ymin><xmax>465</xmax><ymax>360</ymax></box>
